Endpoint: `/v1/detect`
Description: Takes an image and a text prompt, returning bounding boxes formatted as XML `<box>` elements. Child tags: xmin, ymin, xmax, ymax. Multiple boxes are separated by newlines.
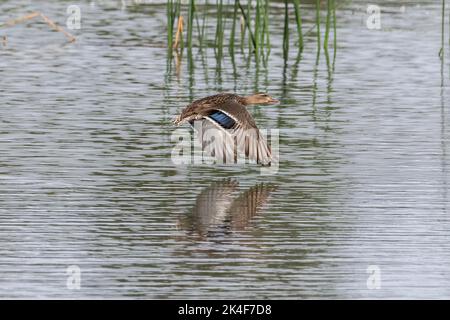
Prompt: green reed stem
<box><xmin>260</xmin><ymin>0</ymin><xmax>265</xmax><ymax>51</ymax></box>
<box><xmin>187</xmin><ymin>0</ymin><xmax>195</xmax><ymax>51</ymax></box>
<box><xmin>263</xmin><ymin>0</ymin><xmax>271</xmax><ymax>55</ymax></box>
<box><xmin>293</xmin><ymin>0</ymin><xmax>304</xmax><ymax>51</ymax></box>
<box><xmin>255</xmin><ymin>0</ymin><xmax>261</xmax><ymax>61</ymax></box>
<box><xmin>201</xmin><ymin>0</ymin><xmax>208</xmax><ymax>47</ymax></box>
<box><xmin>215</xmin><ymin>0</ymin><xmax>224</xmax><ymax>59</ymax></box>
<box><xmin>237</xmin><ymin>0</ymin><xmax>256</xmax><ymax>51</ymax></box>
<box><xmin>283</xmin><ymin>0</ymin><xmax>289</xmax><ymax>61</ymax></box>
<box><xmin>167</xmin><ymin>0</ymin><xmax>173</xmax><ymax>49</ymax></box>
<box><xmin>315</xmin><ymin>0</ymin><xmax>321</xmax><ymax>54</ymax></box>
<box><xmin>167</xmin><ymin>0</ymin><xmax>179</xmax><ymax>50</ymax></box>
<box><xmin>247</xmin><ymin>0</ymin><xmax>251</xmax><ymax>52</ymax></box>
<box><xmin>229</xmin><ymin>0</ymin><xmax>238</xmax><ymax>55</ymax></box>
<box><xmin>194</xmin><ymin>3</ymin><xmax>203</xmax><ymax>48</ymax></box>
<box><xmin>332</xmin><ymin>0</ymin><xmax>337</xmax><ymax>61</ymax></box>
<box><xmin>240</xmin><ymin>13</ymin><xmax>246</xmax><ymax>51</ymax></box>
<box><xmin>175</xmin><ymin>0</ymin><xmax>183</xmax><ymax>49</ymax></box>
<box><xmin>324</xmin><ymin>0</ymin><xmax>331</xmax><ymax>50</ymax></box>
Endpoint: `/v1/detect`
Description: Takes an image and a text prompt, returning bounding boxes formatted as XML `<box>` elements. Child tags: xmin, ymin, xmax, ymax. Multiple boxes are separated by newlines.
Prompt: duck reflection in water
<box><xmin>178</xmin><ymin>179</ymin><xmax>277</xmax><ymax>238</ymax></box>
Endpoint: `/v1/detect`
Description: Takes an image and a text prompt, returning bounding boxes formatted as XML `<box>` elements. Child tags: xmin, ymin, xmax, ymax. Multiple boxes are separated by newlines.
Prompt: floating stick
<box><xmin>1</xmin><ymin>11</ymin><xmax>75</xmax><ymax>43</ymax></box>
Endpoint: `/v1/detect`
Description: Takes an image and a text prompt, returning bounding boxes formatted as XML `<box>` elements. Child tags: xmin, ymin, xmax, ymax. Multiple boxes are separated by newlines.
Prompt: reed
<box><xmin>187</xmin><ymin>0</ymin><xmax>195</xmax><ymax>51</ymax></box>
<box><xmin>283</xmin><ymin>0</ymin><xmax>289</xmax><ymax>61</ymax></box>
<box><xmin>240</xmin><ymin>14</ymin><xmax>246</xmax><ymax>51</ymax></box>
<box><xmin>246</xmin><ymin>0</ymin><xmax>252</xmax><ymax>52</ymax></box>
<box><xmin>263</xmin><ymin>0</ymin><xmax>271</xmax><ymax>55</ymax></box>
<box><xmin>324</xmin><ymin>0</ymin><xmax>331</xmax><ymax>51</ymax></box>
<box><xmin>173</xmin><ymin>15</ymin><xmax>184</xmax><ymax>49</ymax></box>
<box><xmin>236</xmin><ymin>0</ymin><xmax>256</xmax><ymax>51</ymax></box>
<box><xmin>167</xmin><ymin>0</ymin><xmax>174</xmax><ymax>49</ymax></box>
<box><xmin>293</xmin><ymin>0</ymin><xmax>304</xmax><ymax>51</ymax></box>
<box><xmin>315</xmin><ymin>0</ymin><xmax>321</xmax><ymax>54</ymax></box>
<box><xmin>165</xmin><ymin>0</ymin><xmax>338</xmax><ymax>65</ymax></box>
<box><xmin>332</xmin><ymin>0</ymin><xmax>337</xmax><ymax>62</ymax></box>
<box><xmin>229</xmin><ymin>0</ymin><xmax>238</xmax><ymax>55</ymax></box>
<box><xmin>200</xmin><ymin>0</ymin><xmax>208</xmax><ymax>47</ymax></box>
<box><xmin>214</xmin><ymin>0</ymin><xmax>225</xmax><ymax>60</ymax></box>
<box><xmin>172</xmin><ymin>0</ymin><xmax>183</xmax><ymax>49</ymax></box>
<box><xmin>255</xmin><ymin>0</ymin><xmax>261</xmax><ymax>61</ymax></box>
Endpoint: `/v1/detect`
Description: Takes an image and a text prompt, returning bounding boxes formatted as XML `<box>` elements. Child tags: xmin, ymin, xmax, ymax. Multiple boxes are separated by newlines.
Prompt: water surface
<box><xmin>0</xmin><ymin>0</ymin><xmax>449</xmax><ymax>299</ymax></box>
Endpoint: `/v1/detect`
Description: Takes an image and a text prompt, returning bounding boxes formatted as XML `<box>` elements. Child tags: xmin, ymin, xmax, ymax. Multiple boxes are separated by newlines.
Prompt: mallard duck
<box><xmin>172</xmin><ymin>93</ymin><xmax>279</xmax><ymax>166</ymax></box>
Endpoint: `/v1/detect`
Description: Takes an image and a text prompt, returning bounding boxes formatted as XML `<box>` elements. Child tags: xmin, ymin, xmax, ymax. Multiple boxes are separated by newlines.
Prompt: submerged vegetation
<box><xmin>166</xmin><ymin>0</ymin><xmax>337</xmax><ymax>65</ymax></box>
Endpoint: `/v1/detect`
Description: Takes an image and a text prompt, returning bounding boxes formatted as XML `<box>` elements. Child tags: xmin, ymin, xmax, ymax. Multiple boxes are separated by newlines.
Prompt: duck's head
<box><xmin>242</xmin><ymin>93</ymin><xmax>280</xmax><ymax>106</ymax></box>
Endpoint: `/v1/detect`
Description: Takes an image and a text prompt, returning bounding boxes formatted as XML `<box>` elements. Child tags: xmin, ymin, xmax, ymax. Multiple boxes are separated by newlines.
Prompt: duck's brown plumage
<box><xmin>173</xmin><ymin>93</ymin><xmax>245</xmax><ymax>125</ymax></box>
<box><xmin>172</xmin><ymin>93</ymin><xmax>279</xmax><ymax>166</ymax></box>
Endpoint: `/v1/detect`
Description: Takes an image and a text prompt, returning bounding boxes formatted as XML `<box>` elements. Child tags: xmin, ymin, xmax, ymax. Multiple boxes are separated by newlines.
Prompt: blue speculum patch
<box><xmin>209</xmin><ymin>111</ymin><xmax>236</xmax><ymax>129</ymax></box>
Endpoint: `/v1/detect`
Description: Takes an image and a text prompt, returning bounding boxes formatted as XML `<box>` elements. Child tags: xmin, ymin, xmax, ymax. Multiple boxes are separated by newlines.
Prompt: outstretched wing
<box><xmin>193</xmin><ymin>101</ymin><xmax>272</xmax><ymax>166</ymax></box>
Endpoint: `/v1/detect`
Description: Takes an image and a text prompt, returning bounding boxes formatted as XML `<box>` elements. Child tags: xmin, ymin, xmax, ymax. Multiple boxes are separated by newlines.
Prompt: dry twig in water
<box><xmin>1</xmin><ymin>11</ymin><xmax>76</xmax><ymax>43</ymax></box>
